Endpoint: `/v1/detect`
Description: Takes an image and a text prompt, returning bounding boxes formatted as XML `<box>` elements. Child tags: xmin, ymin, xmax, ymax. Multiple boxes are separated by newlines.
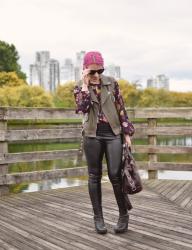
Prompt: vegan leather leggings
<box><xmin>83</xmin><ymin>122</ymin><xmax>127</xmax><ymax>217</ymax></box>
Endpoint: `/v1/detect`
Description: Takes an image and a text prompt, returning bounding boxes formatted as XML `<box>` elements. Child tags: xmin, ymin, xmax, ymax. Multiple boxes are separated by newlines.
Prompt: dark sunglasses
<box><xmin>89</xmin><ymin>68</ymin><xmax>105</xmax><ymax>75</ymax></box>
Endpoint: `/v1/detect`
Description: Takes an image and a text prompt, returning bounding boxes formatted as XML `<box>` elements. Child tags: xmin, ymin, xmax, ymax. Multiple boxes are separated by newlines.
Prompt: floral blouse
<box><xmin>73</xmin><ymin>81</ymin><xmax>135</xmax><ymax>136</ymax></box>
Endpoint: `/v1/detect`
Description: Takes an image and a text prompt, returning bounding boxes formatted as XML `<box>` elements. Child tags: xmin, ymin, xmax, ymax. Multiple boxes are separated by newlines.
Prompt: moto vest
<box><xmin>78</xmin><ymin>75</ymin><xmax>121</xmax><ymax>137</ymax></box>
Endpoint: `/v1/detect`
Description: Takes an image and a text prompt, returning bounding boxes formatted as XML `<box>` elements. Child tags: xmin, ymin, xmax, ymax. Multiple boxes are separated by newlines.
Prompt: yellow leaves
<box><xmin>54</xmin><ymin>81</ymin><xmax>76</xmax><ymax>108</ymax></box>
<box><xmin>0</xmin><ymin>71</ymin><xmax>26</xmax><ymax>87</ymax></box>
<box><xmin>1</xmin><ymin>73</ymin><xmax>192</xmax><ymax>108</ymax></box>
<box><xmin>170</xmin><ymin>91</ymin><xmax>192</xmax><ymax>107</ymax></box>
<box><xmin>0</xmin><ymin>85</ymin><xmax>53</xmax><ymax>107</ymax></box>
<box><xmin>0</xmin><ymin>71</ymin><xmax>53</xmax><ymax>107</ymax></box>
<box><xmin>118</xmin><ymin>79</ymin><xmax>142</xmax><ymax>107</ymax></box>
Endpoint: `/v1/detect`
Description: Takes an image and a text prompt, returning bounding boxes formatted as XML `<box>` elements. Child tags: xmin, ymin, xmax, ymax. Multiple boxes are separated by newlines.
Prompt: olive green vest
<box><xmin>77</xmin><ymin>75</ymin><xmax>121</xmax><ymax>137</ymax></box>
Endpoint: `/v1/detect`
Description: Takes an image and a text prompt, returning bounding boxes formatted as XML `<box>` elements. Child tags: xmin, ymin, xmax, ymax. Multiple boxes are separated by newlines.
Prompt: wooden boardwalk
<box><xmin>0</xmin><ymin>180</ymin><xmax>192</xmax><ymax>250</ymax></box>
<box><xmin>144</xmin><ymin>179</ymin><xmax>192</xmax><ymax>214</ymax></box>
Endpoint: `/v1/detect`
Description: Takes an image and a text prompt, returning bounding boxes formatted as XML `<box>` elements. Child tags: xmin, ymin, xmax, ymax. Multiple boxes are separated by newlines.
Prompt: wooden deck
<box><xmin>0</xmin><ymin>180</ymin><xmax>192</xmax><ymax>250</ymax></box>
<box><xmin>144</xmin><ymin>179</ymin><xmax>192</xmax><ymax>214</ymax></box>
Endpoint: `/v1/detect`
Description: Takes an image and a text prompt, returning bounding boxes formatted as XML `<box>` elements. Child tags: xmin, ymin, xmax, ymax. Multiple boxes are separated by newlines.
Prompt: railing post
<box><xmin>148</xmin><ymin>118</ymin><xmax>158</xmax><ymax>179</ymax></box>
<box><xmin>0</xmin><ymin>117</ymin><xmax>9</xmax><ymax>196</ymax></box>
<box><xmin>75</xmin><ymin>136</ymin><xmax>84</xmax><ymax>166</ymax></box>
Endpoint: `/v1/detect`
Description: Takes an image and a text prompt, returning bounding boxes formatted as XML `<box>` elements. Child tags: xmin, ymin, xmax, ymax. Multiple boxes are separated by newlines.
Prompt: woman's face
<box><xmin>87</xmin><ymin>64</ymin><xmax>104</xmax><ymax>84</ymax></box>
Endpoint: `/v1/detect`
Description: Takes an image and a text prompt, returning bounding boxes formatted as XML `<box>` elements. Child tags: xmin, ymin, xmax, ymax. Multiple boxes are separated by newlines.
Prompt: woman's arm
<box><xmin>73</xmin><ymin>86</ymin><xmax>91</xmax><ymax>114</ymax></box>
<box><xmin>113</xmin><ymin>81</ymin><xmax>135</xmax><ymax>137</ymax></box>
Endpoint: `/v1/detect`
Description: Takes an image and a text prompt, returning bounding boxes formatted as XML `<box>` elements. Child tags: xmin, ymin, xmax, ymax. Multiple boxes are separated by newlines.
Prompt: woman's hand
<box><xmin>124</xmin><ymin>134</ymin><xmax>132</xmax><ymax>147</ymax></box>
<box><xmin>82</xmin><ymin>69</ymin><xmax>90</xmax><ymax>91</ymax></box>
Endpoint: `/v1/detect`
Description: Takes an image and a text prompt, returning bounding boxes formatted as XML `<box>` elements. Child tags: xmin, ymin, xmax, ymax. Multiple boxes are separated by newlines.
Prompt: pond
<box><xmin>8</xmin><ymin>135</ymin><xmax>192</xmax><ymax>194</ymax></box>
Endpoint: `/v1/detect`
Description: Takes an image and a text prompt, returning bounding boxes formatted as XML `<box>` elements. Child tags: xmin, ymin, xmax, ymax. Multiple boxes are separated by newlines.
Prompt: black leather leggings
<box><xmin>83</xmin><ymin>122</ymin><xmax>127</xmax><ymax>217</ymax></box>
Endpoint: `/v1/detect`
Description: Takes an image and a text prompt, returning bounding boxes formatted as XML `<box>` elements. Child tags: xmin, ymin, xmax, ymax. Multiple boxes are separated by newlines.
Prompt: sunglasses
<box><xmin>88</xmin><ymin>68</ymin><xmax>105</xmax><ymax>75</ymax></box>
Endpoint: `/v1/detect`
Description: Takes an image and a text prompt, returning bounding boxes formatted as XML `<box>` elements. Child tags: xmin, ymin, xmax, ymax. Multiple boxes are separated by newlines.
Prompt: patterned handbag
<box><xmin>122</xmin><ymin>143</ymin><xmax>143</xmax><ymax>194</ymax></box>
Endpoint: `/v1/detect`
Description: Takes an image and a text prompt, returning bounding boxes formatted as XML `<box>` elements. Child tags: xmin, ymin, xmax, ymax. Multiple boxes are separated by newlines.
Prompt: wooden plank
<box><xmin>1</xmin><ymin>162</ymin><xmax>192</xmax><ymax>186</ymax></box>
<box><xmin>4</xmin><ymin>125</ymin><xmax>192</xmax><ymax>141</ymax></box>
<box><xmin>0</xmin><ymin>120</ymin><xmax>9</xmax><ymax>195</ymax></box>
<box><xmin>144</xmin><ymin>180</ymin><xmax>192</xmax><ymax>213</ymax></box>
<box><xmin>133</xmin><ymin>107</ymin><xmax>192</xmax><ymax>119</ymax></box>
<box><xmin>160</xmin><ymin>181</ymin><xmax>185</xmax><ymax>197</ymax></box>
<box><xmin>0</xmin><ymin>167</ymin><xmax>88</xmax><ymax>185</ymax></box>
<box><xmin>0</xmin><ymin>149</ymin><xmax>78</xmax><ymax>164</ymax></box>
<box><xmin>6</xmin><ymin>128</ymin><xmax>82</xmax><ymax>141</ymax></box>
<box><xmin>1</xmin><ymin>148</ymin><xmax>192</xmax><ymax>167</ymax></box>
<box><xmin>145</xmin><ymin>126</ymin><xmax>192</xmax><ymax>136</ymax></box>
<box><xmin>133</xmin><ymin>145</ymin><xmax>192</xmax><ymax>154</ymax></box>
<box><xmin>0</xmin><ymin>182</ymin><xmax>192</xmax><ymax>250</ymax></box>
<box><xmin>1</xmin><ymin>107</ymin><xmax>192</xmax><ymax>120</ymax></box>
<box><xmin>146</xmin><ymin>162</ymin><xmax>192</xmax><ymax>171</ymax></box>
<box><xmin>0</xmin><ymin>199</ymin><xmax>135</xmax><ymax>250</ymax></box>
<box><xmin>171</xmin><ymin>182</ymin><xmax>192</xmax><ymax>202</ymax></box>
<box><xmin>0</xmin><ymin>107</ymin><xmax>80</xmax><ymax>120</ymax></box>
<box><xmin>0</xmin><ymin>238</ymin><xmax>19</xmax><ymax>250</ymax></box>
<box><xmin>161</xmin><ymin>181</ymin><xmax>186</xmax><ymax>197</ymax></box>
<box><xmin>148</xmin><ymin>118</ymin><xmax>158</xmax><ymax>179</ymax></box>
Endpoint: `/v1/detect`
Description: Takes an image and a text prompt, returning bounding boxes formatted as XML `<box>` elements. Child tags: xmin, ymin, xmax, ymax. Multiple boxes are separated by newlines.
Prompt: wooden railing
<box><xmin>0</xmin><ymin>107</ymin><xmax>192</xmax><ymax>195</ymax></box>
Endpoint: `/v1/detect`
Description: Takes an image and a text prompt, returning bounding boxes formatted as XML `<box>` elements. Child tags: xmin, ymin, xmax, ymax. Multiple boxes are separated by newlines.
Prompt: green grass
<box><xmin>9</xmin><ymin>142</ymin><xmax>80</xmax><ymax>153</ymax></box>
<box><xmin>8</xmin><ymin>118</ymin><xmax>82</xmax><ymax>126</ymax></box>
<box><xmin>132</xmin><ymin>118</ymin><xmax>192</xmax><ymax>124</ymax></box>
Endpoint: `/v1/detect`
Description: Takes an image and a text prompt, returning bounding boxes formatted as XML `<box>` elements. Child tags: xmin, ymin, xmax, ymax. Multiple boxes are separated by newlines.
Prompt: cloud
<box><xmin>170</xmin><ymin>79</ymin><xmax>192</xmax><ymax>92</ymax></box>
<box><xmin>1</xmin><ymin>0</ymin><xmax>192</xmax><ymax>91</ymax></box>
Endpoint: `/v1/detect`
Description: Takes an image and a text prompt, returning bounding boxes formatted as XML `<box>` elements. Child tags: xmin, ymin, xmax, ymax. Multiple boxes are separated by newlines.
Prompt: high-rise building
<box><xmin>147</xmin><ymin>74</ymin><xmax>169</xmax><ymax>90</ymax></box>
<box><xmin>105</xmin><ymin>64</ymin><xmax>121</xmax><ymax>79</ymax></box>
<box><xmin>29</xmin><ymin>64</ymin><xmax>39</xmax><ymax>86</ymax></box>
<box><xmin>60</xmin><ymin>58</ymin><xmax>74</xmax><ymax>83</ymax></box>
<box><xmin>75</xmin><ymin>51</ymin><xmax>85</xmax><ymax>81</ymax></box>
<box><xmin>36</xmin><ymin>51</ymin><xmax>50</xmax><ymax>90</ymax></box>
<box><xmin>49</xmin><ymin>59</ymin><xmax>60</xmax><ymax>92</ymax></box>
<box><xmin>30</xmin><ymin>51</ymin><xmax>60</xmax><ymax>92</ymax></box>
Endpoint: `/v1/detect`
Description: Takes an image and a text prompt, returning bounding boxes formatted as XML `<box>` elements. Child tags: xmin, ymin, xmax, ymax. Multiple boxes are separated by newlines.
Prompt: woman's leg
<box><xmin>83</xmin><ymin>136</ymin><xmax>107</xmax><ymax>233</ymax></box>
<box><xmin>105</xmin><ymin>136</ymin><xmax>127</xmax><ymax>215</ymax></box>
<box><xmin>105</xmin><ymin>136</ymin><xmax>129</xmax><ymax>233</ymax></box>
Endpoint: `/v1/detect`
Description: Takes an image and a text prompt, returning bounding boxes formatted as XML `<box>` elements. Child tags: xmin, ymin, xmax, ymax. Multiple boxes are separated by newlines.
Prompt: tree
<box><xmin>138</xmin><ymin>87</ymin><xmax>171</xmax><ymax>107</ymax></box>
<box><xmin>0</xmin><ymin>72</ymin><xmax>26</xmax><ymax>87</ymax></box>
<box><xmin>170</xmin><ymin>91</ymin><xmax>192</xmax><ymax>107</ymax></box>
<box><xmin>54</xmin><ymin>81</ymin><xmax>76</xmax><ymax>108</ymax></box>
<box><xmin>0</xmin><ymin>40</ymin><xmax>26</xmax><ymax>79</ymax></box>
<box><xmin>118</xmin><ymin>79</ymin><xmax>142</xmax><ymax>107</ymax></box>
<box><xmin>0</xmin><ymin>85</ymin><xmax>53</xmax><ymax>107</ymax></box>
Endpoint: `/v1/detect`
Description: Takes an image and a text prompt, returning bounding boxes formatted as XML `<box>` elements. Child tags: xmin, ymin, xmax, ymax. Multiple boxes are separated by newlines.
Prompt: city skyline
<box><xmin>147</xmin><ymin>74</ymin><xmax>169</xmax><ymax>90</ymax></box>
<box><xmin>30</xmin><ymin>50</ymin><xmax>122</xmax><ymax>91</ymax></box>
<box><xmin>30</xmin><ymin>51</ymin><xmax>60</xmax><ymax>92</ymax></box>
<box><xmin>1</xmin><ymin>0</ymin><xmax>192</xmax><ymax>92</ymax></box>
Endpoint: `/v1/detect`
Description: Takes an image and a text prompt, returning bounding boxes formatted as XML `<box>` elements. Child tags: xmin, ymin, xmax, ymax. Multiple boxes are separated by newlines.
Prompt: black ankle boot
<box><xmin>114</xmin><ymin>214</ymin><xmax>129</xmax><ymax>233</ymax></box>
<box><xmin>94</xmin><ymin>216</ymin><xmax>107</xmax><ymax>234</ymax></box>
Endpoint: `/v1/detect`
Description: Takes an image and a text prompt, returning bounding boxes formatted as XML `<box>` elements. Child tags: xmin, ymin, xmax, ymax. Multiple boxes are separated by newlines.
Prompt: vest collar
<box><xmin>100</xmin><ymin>75</ymin><xmax>112</xmax><ymax>85</ymax></box>
<box><xmin>78</xmin><ymin>75</ymin><xmax>112</xmax><ymax>105</ymax></box>
<box><xmin>88</xmin><ymin>75</ymin><xmax>112</xmax><ymax>105</ymax></box>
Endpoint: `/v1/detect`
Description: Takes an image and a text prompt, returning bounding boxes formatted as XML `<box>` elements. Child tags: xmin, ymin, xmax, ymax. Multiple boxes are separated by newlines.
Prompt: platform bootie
<box><xmin>94</xmin><ymin>215</ymin><xmax>107</xmax><ymax>234</ymax></box>
<box><xmin>114</xmin><ymin>213</ymin><xmax>129</xmax><ymax>233</ymax></box>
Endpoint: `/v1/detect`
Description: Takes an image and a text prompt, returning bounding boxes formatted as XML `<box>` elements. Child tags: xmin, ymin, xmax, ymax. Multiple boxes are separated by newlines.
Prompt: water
<box><xmin>8</xmin><ymin>135</ymin><xmax>192</xmax><ymax>193</ymax></box>
<box><xmin>22</xmin><ymin>178</ymin><xmax>88</xmax><ymax>193</ymax></box>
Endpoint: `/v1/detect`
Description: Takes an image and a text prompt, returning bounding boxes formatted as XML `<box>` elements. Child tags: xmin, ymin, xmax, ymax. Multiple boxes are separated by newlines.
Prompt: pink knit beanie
<box><xmin>83</xmin><ymin>51</ymin><xmax>104</xmax><ymax>69</ymax></box>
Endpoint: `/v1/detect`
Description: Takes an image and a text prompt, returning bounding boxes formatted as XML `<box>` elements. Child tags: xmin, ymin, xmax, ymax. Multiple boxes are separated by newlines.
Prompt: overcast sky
<box><xmin>1</xmin><ymin>0</ymin><xmax>192</xmax><ymax>91</ymax></box>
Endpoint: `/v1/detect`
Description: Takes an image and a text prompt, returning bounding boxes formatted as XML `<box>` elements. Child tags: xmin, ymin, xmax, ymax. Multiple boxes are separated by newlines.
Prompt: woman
<box><xmin>74</xmin><ymin>51</ymin><xmax>135</xmax><ymax>234</ymax></box>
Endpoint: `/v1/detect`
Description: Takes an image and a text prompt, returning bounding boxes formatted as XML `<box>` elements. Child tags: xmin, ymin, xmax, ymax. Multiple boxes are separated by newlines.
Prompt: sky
<box><xmin>1</xmin><ymin>0</ymin><xmax>192</xmax><ymax>92</ymax></box>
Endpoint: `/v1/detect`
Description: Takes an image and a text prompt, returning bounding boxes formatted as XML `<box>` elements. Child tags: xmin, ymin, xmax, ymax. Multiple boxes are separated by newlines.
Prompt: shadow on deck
<box><xmin>0</xmin><ymin>180</ymin><xmax>192</xmax><ymax>250</ymax></box>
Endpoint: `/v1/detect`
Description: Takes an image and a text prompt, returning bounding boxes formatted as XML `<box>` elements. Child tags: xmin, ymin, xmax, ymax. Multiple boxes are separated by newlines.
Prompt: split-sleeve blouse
<box><xmin>73</xmin><ymin>81</ymin><xmax>135</xmax><ymax>136</ymax></box>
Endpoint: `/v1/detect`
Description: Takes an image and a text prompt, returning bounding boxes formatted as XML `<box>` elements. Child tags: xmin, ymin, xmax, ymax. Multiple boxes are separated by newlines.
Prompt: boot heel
<box><xmin>114</xmin><ymin>214</ymin><xmax>129</xmax><ymax>234</ymax></box>
<box><xmin>94</xmin><ymin>216</ymin><xmax>107</xmax><ymax>234</ymax></box>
